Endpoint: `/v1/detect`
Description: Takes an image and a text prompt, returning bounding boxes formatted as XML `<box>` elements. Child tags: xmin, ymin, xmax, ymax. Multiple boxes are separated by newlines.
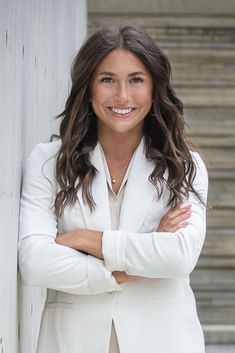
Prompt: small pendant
<box><xmin>111</xmin><ymin>177</ymin><xmax>116</xmax><ymax>184</ymax></box>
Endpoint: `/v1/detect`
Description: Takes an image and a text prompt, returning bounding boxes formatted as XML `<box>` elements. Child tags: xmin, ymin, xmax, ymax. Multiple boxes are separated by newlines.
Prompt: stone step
<box><xmin>203</xmin><ymin>325</ymin><xmax>235</xmax><ymax>344</ymax></box>
<box><xmin>175</xmin><ymin>87</ymin><xmax>235</xmax><ymax>107</ymax></box>
<box><xmin>199</xmin><ymin>306</ymin><xmax>235</xmax><ymax>326</ymax></box>
<box><xmin>166</xmin><ymin>48</ymin><xmax>235</xmax><ymax>64</ymax></box>
<box><xmin>191</xmin><ymin>136</ymin><xmax>235</xmax><ymax>147</ymax></box>
<box><xmin>207</xmin><ymin>181</ymin><xmax>235</xmax><ymax>208</ymax></box>
<box><xmin>207</xmin><ymin>209</ymin><xmax>235</xmax><ymax>228</ymax></box>
<box><xmin>88</xmin><ymin>0</ymin><xmax>235</xmax><ymax>16</ymax></box>
<box><xmin>193</xmin><ymin>292</ymin><xmax>235</xmax><ymax>326</ymax></box>
<box><xmin>202</xmin><ymin>229</ymin><xmax>235</xmax><ymax>257</ymax></box>
<box><xmin>88</xmin><ymin>13</ymin><xmax>235</xmax><ymax>29</ymax></box>
<box><xmin>207</xmin><ymin>169</ymin><xmax>235</xmax><ymax>181</ymax></box>
<box><xmin>195</xmin><ymin>291</ymin><xmax>235</xmax><ymax>304</ymax></box>
<box><xmin>148</xmin><ymin>26</ymin><xmax>235</xmax><ymax>45</ymax></box>
<box><xmin>185</xmin><ymin>107</ymin><xmax>235</xmax><ymax>135</ymax></box>
<box><xmin>172</xmin><ymin>63</ymin><xmax>235</xmax><ymax>88</ymax></box>
<box><xmin>200</xmin><ymin>147</ymin><xmax>235</xmax><ymax>170</ymax></box>
<box><xmin>198</xmin><ymin>256</ymin><xmax>235</xmax><ymax>269</ymax></box>
<box><xmin>149</xmin><ymin>34</ymin><xmax>235</xmax><ymax>50</ymax></box>
<box><xmin>206</xmin><ymin>345</ymin><xmax>235</xmax><ymax>353</ymax></box>
<box><xmin>191</xmin><ymin>269</ymin><xmax>235</xmax><ymax>290</ymax></box>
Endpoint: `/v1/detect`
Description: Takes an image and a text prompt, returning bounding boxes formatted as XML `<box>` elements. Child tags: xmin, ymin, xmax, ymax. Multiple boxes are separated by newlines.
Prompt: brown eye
<box><xmin>129</xmin><ymin>77</ymin><xmax>143</xmax><ymax>84</ymax></box>
<box><xmin>100</xmin><ymin>77</ymin><xmax>114</xmax><ymax>83</ymax></box>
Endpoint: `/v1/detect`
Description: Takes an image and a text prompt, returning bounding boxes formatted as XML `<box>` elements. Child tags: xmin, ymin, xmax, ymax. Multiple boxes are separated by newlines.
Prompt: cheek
<box><xmin>91</xmin><ymin>94</ymin><xmax>105</xmax><ymax>116</ymax></box>
<box><xmin>135</xmin><ymin>85</ymin><xmax>153</xmax><ymax>104</ymax></box>
<box><xmin>91</xmin><ymin>87</ymin><xmax>111</xmax><ymax>109</ymax></box>
<box><xmin>139</xmin><ymin>92</ymin><xmax>153</xmax><ymax>110</ymax></box>
<box><xmin>92</xmin><ymin>91</ymin><xmax>103</xmax><ymax>105</ymax></box>
<box><xmin>91</xmin><ymin>101</ymin><xmax>104</xmax><ymax>121</ymax></box>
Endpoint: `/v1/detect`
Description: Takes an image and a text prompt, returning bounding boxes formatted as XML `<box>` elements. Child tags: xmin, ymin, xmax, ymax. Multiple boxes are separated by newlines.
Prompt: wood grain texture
<box><xmin>0</xmin><ymin>2</ymin><xmax>24</xmax><ymax>352</ymax></box>
<box><xmin>0</xmin><ymin>1</ymin><xmax>87</xmax><ymax>353</ymax></box>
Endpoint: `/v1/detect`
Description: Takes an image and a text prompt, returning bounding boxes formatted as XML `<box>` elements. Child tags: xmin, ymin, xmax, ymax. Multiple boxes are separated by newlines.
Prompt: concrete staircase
<box><xmin>206</xmin><ymin>345</ymin><xmax>235</xmax><ymax>353</ymax></box>
<box><xmin>88</xmin><ymin>0</ymin><xmax>235</xmax><ymax>344</ymax></box>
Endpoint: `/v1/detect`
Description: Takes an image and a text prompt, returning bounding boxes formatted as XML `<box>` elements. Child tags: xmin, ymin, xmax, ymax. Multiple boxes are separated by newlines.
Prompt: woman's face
<box><xmin>91</xmin><ymin>48</ymin><xmax>153</xmax><ymax>137</ymax></box>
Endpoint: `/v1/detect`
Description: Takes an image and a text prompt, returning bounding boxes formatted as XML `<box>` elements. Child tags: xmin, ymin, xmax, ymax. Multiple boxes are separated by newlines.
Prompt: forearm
<box><xmin>56</xmin><ymin>229</ymin><xmax>104</xmax><ymax>259</ymax></box>
<box><xmin>56</xmin><ymin>230</ymin><xmax>142</xmax><ymax>283</ymax></box>
<box><xmin>19</xmin><ymin>234</ymin><xmax>121</xmax><ymax>294</ymax></box>
<box><xmin>102</xmin><ymin>217</ymin><xmax>206</xmax><ymax>278</ymax></box>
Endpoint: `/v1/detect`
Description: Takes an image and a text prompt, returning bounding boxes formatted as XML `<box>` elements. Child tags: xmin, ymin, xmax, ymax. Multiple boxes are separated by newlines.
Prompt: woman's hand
<box><xmin>157</xmin><ymin>201</ymin><xmax>192</xmax><ymax>232</ymax></box>
<box><xmin>112</xmin><ymin>271</ymin><xmax>142</xmax><ymax>284</ymax></box>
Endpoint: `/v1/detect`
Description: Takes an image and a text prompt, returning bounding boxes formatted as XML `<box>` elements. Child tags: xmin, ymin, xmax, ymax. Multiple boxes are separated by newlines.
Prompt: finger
<box><xmin>168</xmin><ymin>210</ymin><xmax>192</xmax><ymax>227</ymax></box>
<box><xmin>176</xmin><ymin>200</ymin><xmax>183</xmax><ymax>209</ymax></box>
<box><xmin>162</xmin><ymin>202</ymin><xmax>181</xmax><ymax>218</ymax></box>
<box><xmin>162</xmin><ymin>207</ymin><xmax>191</xmax><ymax>229</ymax></box>
<box><xmin>167</xmin><ymin>221</ymin><xmax>188</xmax><ymax>233</ymax></box>
<box><xmin>167</xmin><ymin>202</ymin><xmax>182</xmax><ymax>215</ymax></box>
<box><xmin>166</xmin><ymin>204</ymin><xmax>192</xmax><ymax>220</ymax></box>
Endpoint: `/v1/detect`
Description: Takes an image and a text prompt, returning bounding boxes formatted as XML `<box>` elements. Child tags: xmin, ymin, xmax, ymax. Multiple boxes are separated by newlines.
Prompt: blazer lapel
<box><xmin>77</xmin><ymin>143</ymin><xmax>111</xmax><ymax>231</ymax></box>
<box><xmin>118</xmin><ymin>139</ymin><xmax>157</xmax><ymax>232</ymax></box>
<box><xmin>77</xmin><ymin>139</ymin><xmax>165</xmax><ymax>233</ymax></box>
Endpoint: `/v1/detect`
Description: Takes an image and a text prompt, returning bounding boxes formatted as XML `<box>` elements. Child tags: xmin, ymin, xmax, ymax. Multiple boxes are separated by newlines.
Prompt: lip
<box><xmin>107</xmin><ymin>106</ymin><xmax>136</xmax><ymax>119</ymax></box>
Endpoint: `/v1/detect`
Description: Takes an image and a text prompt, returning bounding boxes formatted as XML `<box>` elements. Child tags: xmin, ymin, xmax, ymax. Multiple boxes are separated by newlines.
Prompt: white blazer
<box><xmin>19</xmin><ymin>138</ymin><xmax>208</xmax><ymax>353</ymax></box>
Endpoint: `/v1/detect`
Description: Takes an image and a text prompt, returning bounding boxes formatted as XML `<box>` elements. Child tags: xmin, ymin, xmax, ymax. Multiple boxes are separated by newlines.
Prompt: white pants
<box><xmin>109</xmin><ymin>322</ymin><xmax>120</xmax><ymax>353</ymax></box>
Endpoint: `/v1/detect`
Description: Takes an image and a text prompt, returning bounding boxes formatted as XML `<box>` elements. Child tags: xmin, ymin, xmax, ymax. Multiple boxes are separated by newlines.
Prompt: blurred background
<box><xmin>0</xmin><ymin>0</ymin><xmax>234</xmax><ymax>352</ymax></box>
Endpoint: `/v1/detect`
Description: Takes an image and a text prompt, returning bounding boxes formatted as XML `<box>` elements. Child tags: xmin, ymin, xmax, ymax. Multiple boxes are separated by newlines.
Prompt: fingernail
<box><xmin>185</xmin><ymin>205</ymin><xmax>192</xmax><ymax>209</ymax></box>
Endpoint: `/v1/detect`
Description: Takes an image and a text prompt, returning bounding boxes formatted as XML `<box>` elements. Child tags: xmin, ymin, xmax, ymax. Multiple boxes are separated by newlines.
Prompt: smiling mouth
<box><xmin>108</xmin><ymin>107</ymin><xmax>136</xmax><ymax>116</ymax></box>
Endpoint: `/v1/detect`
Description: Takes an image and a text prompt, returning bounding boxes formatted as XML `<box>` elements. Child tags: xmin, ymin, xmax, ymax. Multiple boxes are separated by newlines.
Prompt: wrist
<box><xmin>74</xmin><ymin>229</ymin><xmax>89</xmax><ymax>251</ymax></box>
<box><xmin>79</xmin><ymin>229</ymin><xmax>104</xmax><ymax>259</ymax></box>
<box><xmin>69</xmin><ymin>230</ymin><xmax>84</xmax><ymax>250</ymax></box>
<box><xmin>56</xmin><ymin>230</ymin><xmax>82</xmax><ymax>250</ymax></box>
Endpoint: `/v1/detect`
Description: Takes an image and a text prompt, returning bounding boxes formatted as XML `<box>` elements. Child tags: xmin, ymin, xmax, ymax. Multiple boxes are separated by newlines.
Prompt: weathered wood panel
<box><xmin>0</xmin><ymin>1</ymin><xmax>87</xmax><ymax>352</ymax></box>
<box><xmin>19</xmin><ymin>3</ymin><xmax>87</xmax><ymax>352</ymax></box>
<box><xmin>0</xmin><ymin>2</ymin><xmax>23</xmax><ymax>352</ymax></box>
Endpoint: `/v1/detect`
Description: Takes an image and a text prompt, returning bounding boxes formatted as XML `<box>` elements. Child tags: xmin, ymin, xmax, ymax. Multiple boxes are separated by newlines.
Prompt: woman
<box><xmin>19</xmin><ymin>25</ymin><xmax>208</xmax><ymax>353</ymax></box>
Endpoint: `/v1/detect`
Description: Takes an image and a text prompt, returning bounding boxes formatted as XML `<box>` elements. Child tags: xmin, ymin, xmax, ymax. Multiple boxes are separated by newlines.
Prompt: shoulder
<box><xmin>190</xmin><ymin>151</ymin><xmax>207</xmax><ymax>174</ymax></box>
<box><xmin>24</xmin><ymin>139</ymin><xmax>61</xmax><ymax>182</ymax></box>
<box><xmin>190</xmin><ymin>151</ymin><xmax>208</xmax><ymax>190</ymax></box>
<box><xmin>29</xmin><ymin>139</ymin><xmax>61</xmax><ymax>162</ymax></box>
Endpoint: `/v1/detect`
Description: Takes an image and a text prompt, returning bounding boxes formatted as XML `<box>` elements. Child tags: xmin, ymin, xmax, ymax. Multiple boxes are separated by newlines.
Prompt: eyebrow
<box><xmin>97</xmin><ymin>71</ymin><xmax>147</xmax><ymax>77</ymax></box>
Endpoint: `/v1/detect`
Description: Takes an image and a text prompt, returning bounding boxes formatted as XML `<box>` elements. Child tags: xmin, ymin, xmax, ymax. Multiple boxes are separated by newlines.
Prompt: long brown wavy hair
<box><xmin>54</xmin><ymin>25</ymin><xmax>204</xmax><ymax>218</ymax></box>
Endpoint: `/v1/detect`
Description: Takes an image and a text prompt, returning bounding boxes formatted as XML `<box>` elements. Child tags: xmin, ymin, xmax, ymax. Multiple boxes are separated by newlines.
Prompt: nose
<box><xmin>114</xmin><ymin>82</ymin><xmax>129</xmax><ymax>103</ymax></box>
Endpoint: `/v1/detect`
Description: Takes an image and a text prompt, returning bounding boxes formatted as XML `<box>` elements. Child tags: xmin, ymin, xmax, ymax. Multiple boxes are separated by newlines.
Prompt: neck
<box><xmin>98</xmin><ymin>130</ymin><xmax>143</xmax><ymax>161</ymax></box>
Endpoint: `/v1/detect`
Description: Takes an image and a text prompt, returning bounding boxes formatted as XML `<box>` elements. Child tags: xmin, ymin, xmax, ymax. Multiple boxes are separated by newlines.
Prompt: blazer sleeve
<box><xmin>102</xmin><ymin>152</ymin><xmax>208</xmax><ymax>278</ymax></box>
<box><xmin>18</xmin><ymin>143</ymin><xmax>122</xmax><ymax>295</ymax></box>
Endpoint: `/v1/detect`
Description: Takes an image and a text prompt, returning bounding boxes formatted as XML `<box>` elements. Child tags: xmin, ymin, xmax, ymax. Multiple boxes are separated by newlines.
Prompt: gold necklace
<box><xmin>110</xmin><ymin>161</ymin><xmax>131</xmax><ymax>184</ymax></box>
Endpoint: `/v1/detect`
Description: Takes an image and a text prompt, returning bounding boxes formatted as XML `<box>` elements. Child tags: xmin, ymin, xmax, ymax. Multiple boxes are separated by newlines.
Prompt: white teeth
<box><xmin>110</xmin><ymin>107</ymin><xmax>133</xmax><ymax>115</ymax></box>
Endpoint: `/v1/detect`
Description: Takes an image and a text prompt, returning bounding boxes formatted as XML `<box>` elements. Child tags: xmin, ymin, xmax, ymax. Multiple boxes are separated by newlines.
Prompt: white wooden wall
<box><xmin>0</xmin><ymin>1</ymin><xmax>87</xmax><ymax>352</ymax></box>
